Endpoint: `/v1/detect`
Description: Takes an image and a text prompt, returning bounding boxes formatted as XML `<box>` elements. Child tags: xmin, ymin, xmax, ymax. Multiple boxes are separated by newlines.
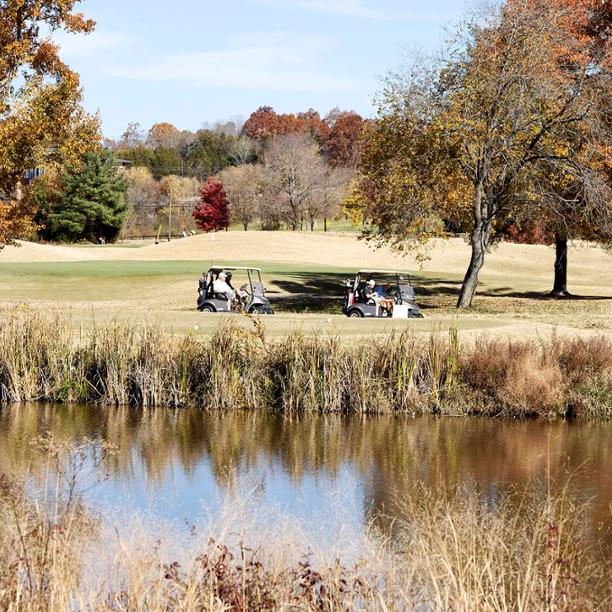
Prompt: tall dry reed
<box><xmin>0</xmin><ymin>311</ymin><xmax>610</xmax><ymax>418</ymax></box>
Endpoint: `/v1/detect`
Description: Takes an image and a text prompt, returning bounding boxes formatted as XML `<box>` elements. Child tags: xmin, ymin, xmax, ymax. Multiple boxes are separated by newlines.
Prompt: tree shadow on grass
<box><xmin>267</xmin><ymin>271</ymin><xmax>611</xmax><ymax>314</ymax></box>
<box><xmin>267</xmin><ymin>271</ymin><xmax>463</xmax><ymax>313</ymax></box>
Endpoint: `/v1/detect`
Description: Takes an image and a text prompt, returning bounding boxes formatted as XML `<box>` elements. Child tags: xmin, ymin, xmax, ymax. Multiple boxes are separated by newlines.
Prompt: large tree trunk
<box><xmin>550</xmin><ymin>233</ymin><xmax>569</xmax><ymax>297</ymax></box>
<box><xmin>457</xmin><ymin>183</ymin><xmax>491</xmax><ymax>308</ymax></box>
<box><xmin>457</xmin><ymin>222</ymin><xmax>489</xmax><ymax>308</ymax></box>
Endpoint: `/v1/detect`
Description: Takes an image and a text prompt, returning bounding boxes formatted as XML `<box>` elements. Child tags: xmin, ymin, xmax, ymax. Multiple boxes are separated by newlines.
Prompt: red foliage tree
<box><xmin>297</xmin><ymin>109</ymin><xmax>330</xmax><ymax>144</ymax></box>
<box><xmin>243</xmin><ymin>106</ymin><xmax>331</xmax><ymax>148</ymax></box>
<box><xmin>325</xmin><ymin>111</ymin><xmax>364</xmax><ymax>167</ymax></box>
<box><xmin>193</xmin><ymin>179</ymin><xmax>230</xmax><ymax>232</ymax></box>
<box><xmin>242</xmin><ymin>106</ymin><xmax>279</xmax><ymax>142</ymax></box>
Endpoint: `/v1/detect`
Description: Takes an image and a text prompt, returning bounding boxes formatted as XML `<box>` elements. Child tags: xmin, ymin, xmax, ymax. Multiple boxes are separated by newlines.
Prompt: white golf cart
<box><xmin>342</xmin><ymin>270</ymin><xmax>423</xmax><ymax>318</ymax></box>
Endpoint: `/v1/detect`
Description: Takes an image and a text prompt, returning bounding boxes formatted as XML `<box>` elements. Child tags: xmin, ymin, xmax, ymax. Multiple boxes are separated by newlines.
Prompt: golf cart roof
<box><xmin>206</xmin><ymin>266</ymin><xmax>261</xmax><ymax>272</ymax></box>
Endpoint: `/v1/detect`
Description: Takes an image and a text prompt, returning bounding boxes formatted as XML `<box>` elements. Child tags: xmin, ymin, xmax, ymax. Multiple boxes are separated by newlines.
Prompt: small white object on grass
<box><xmin>194</xmin><ymin>324</ymin><xmax>200</xmax><ymax>331</ymax></box>
<box><xmin>326</xmin><ymin>318</ymin><xmax>332</xmax><ymax>323</ymax></box>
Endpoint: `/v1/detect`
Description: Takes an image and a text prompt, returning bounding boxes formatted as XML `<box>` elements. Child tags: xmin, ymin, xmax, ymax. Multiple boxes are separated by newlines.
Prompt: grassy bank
<box><xmin>0</xmin><ymin>438</ymin><xmax>609</xmax><ymax>610</ymax></box>
<box><xmin>0</xmin><ymin>312</ymin><xmax>610</xmax><ymax>418</ymax></box>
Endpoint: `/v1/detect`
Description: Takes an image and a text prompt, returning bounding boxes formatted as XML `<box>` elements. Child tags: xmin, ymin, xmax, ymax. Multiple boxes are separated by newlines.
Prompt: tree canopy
<box><xmin>0</xmin><ymin>0</ymin><xmax>99</xmax><ymax>247</ymax></box>
<box><xmin>357</xmin><ymin>0</ymin><xmax>611</xmax><ymax>307</ymax></box>
<box><xmin>44</xmin><ymin>151</ymin><xmax>128</xmax><ymax>243</ymax></box>
<box><xmin>193</xmin><ymin>179</ymin><xmax>230</xmax><ymax>233</ymax></box>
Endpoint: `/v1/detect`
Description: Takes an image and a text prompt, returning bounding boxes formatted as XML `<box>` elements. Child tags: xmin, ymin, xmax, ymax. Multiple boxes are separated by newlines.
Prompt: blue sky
<box><xmin>52</xmin><ymin>1</ymin><xmax>471</xmax><ymax>138</ymax></box>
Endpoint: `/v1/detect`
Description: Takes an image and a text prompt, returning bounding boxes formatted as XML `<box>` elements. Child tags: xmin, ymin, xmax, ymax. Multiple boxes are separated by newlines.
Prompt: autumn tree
<box><xmin>243</xmin><ymin>106</ymin><xmax>281</xmax><ymax>144</ymax></box>
<box><xmin>193</xmin><ymin>179</ymin><xmax>230</xmax><ymax>232</ymax></box>
<box><xmin>304</xmin><ymin>168</ymin><xmax>352</xmax><ymax>231</ymax></box>
<box><xmin>264</xmin><ymin>134</ymin><xmax>326</xmax><ymax>231</ymax></box>
<box><xmin>123</xmin><ymin>166</ymin><xmax>162</xmax><ymax>237</ymax></box>
<box><xmin>119</xmin><ymin>122</ymin><xmax>145</xmax><ymax>148</ymax></box>
<box><xmin>243</xmin><ymin>106</ymin><xmax>330</xmax><ymax>153</ymax></box>
<box><xmin>158</xmin><ymin>174</ymin><xmax>200</xmax><ymax>237</ymax></box>
<box><xmin>326</xmin><ymin>111</ymin><xmax>364</xmax><ymax>167</ymax></box>
<box><xmin>0</xmin><ymin>0</ymin><xmax>99</xmax><ymax>247</ymax></box>
<box><xmin>147</xmin><ymin>122</ymin><xmax>181</xmax><ymax>149</ymax></box>
<box><xmin>217</xmin><ymin>164</ymin><xmax>265</xmax><ymax>231</ymax></box>
<box><xmin>297</xmin><ymin>109</ymin><xmax>330</xmax><ymax>144</ymax></box>
<box><xmin>505</xmin><ymin>0</ymin><xmax>612</xmax><ymax>297</ymax></box>
<box><xmin>229</xmin><ymin>136</ymin><xmax>255</xmax><ymax>165</ymax></box>
<box><xmin>361</xmin><ymin>0</ymin><xmax>610</xmax><ymax>308</ymax></box>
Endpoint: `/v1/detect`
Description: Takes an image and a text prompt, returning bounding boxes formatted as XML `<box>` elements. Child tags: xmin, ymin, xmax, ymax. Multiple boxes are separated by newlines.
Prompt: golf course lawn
<box><xmin>0</xmin><ymin>232</ymin><xmax>610</xmax><ymax>339</ymax></box>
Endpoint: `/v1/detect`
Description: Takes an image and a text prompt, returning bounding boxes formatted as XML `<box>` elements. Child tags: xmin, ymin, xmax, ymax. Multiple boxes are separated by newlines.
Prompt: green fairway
<box><xmin>1</xmin><ymin>238</ymin><xmax>610</xmax><ymax>340</ymax></box>
<box><xmin>0</xmin><ymin>260</ymin><xmax>360</xmax><ymax>306</ymax></box>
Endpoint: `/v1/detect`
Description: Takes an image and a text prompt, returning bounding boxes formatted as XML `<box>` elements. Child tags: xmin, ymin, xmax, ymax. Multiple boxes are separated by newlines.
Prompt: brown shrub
<box><xmin>552</xmin><ymin>335</ymin><xmax>612</xmax><ymax>386</ymax></box>
<box><xmin>462</xmin><ymin>340</ymin><xmax>565</xmax><ymax>417</ymax></box>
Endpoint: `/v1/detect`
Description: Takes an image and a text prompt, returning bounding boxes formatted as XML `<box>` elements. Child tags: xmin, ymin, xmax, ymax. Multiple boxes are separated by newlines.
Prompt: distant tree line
<box><xmin>110</xmin><ymin>106</ymin><xmax>364</xmax><ymax>237</ymax></box>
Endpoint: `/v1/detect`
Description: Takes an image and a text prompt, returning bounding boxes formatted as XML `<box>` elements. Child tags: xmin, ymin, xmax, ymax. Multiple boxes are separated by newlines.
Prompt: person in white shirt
<box><xmin>213</xmin><ymin>272</ymin><xmax>235</xmax><ymax>300</ymax></box>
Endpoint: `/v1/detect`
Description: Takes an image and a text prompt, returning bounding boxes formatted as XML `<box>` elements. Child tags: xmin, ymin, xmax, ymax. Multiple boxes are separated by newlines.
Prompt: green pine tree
<box><xmin>47</xmin><ymin>151</ymin><xmax>129</xmax><ymax>243</ymax></box>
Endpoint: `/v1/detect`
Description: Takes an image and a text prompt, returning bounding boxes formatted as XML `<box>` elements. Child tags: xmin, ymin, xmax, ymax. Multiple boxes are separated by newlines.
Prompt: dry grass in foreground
<box><xmin>0</xmin><ymin>438</ymin><xmax>609</xmax><ymax>610</ymax></box>
<box><xmin>0</xmin><ymin>311</ymin><xmax>610</xmax><ymax>418</ymax></box>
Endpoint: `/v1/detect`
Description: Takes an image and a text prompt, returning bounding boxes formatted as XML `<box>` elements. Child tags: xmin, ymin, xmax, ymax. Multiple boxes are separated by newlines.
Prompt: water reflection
<box><xmin>0</xmin><ymin>404</ymin><xmax>610</xmax><ymax>546</ymax></box>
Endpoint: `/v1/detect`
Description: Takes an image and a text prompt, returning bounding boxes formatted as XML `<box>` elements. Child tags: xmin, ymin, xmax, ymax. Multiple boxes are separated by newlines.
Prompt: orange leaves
<box><xmin>242</xmin><ymin>106</ymin><xmax>364</xmax><ymax>168</ymax></box>
<box><xmin>0</xmin><ymin>199</ymin><xmax>36</xmax><ymax>246</ymax></box>
<box><xmin>31</xmin><ymin>40</ymin><xmax>70</xmax><ymax>79</ymax></box>
<box><xmin>147</xmin><ymin>123</ymin><xmax>181</xmax><ymax>149</ymax></box>
<box><xmin>326</xmin><ymin>112</ymin><xmax>364</xmax><ymax>168</ymax></box>
<box><xmin>1</xmin><ymin>2</ymin><xmax>95</xmax><ymax>86</ymax></box>
<box><xmin>62</xmin><ymin>11</ymin><xmax>95</xmax><ymax>34</ymax></box>
<box><xmin>0</xmin><ymin>1</ymin><xmax>99</xmax><ymax>247</ymax></box>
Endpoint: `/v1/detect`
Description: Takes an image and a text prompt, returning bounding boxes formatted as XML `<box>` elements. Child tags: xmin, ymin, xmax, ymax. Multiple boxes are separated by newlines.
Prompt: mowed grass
<box><xmin>0</xmin><ymin>234</ymin><xmax>610</xmax><ymax>339</ymax></box>
<box><xmin>0</xmin><ymin>259</ymin><xmax>506</xmax><ymax>337</ymax></box>
<box><xmin>0</xmin><ymin>260</ymin><xmax>356</xmax><ymax>302</ymax></box>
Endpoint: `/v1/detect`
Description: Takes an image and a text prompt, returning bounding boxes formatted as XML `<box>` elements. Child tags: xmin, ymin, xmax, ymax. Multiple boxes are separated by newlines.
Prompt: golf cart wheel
<box><xmin>250</xmin><ymin>305</ymin><xmax>273</xmax><ymax>315</ymax></box>
<box><xmin>200</xmin><ymin>304</ymin><xmax>215</xmax><ymax>313</ymax></box>
<box><xmin>347</xmin><ymin>309</ymin><xmax>364</xmax><ymax>318</ymax></box>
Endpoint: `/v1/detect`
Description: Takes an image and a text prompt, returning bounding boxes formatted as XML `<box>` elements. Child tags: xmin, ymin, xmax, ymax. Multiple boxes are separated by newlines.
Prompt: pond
<box><xmin>0</xmin><ymin>404</ymin><xmax>610</xmax><ymax>554</ymax></box>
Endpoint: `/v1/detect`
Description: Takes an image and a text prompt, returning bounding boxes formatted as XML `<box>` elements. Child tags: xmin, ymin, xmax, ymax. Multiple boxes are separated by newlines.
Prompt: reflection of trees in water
<box><xmin>0</xmin><ymin>404</ymin><xmax>609</xmax><ymax>536</ymax></box>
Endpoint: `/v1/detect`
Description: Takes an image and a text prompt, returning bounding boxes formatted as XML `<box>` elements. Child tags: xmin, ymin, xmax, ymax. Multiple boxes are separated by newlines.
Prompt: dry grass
<box><xmin>0</xmin><ymin>311</ymin><xmax>610</xmax><ymax>418</ymax></box>
<box><xmin>0</xmin><ymin>438</ymin><xmax>609</xmax><ymax>610</ymax></box>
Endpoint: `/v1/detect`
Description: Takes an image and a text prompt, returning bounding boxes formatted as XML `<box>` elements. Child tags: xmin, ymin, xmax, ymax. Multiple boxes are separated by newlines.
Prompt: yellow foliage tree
<box><xmin>0</xmin><ymin>0</ymin><xmax>99</xmax><ymax>248</ymax></box>
<box><xmin>359</xmin><ymin>0</ymin><xmax>610</xmax><ymax>307</ymax></box>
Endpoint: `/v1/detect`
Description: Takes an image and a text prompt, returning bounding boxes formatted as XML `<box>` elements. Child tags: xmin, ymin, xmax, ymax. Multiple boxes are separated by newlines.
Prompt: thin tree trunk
<box><xmin>324</xmin><ymin>217</ymin><xmax>328</xmax><ymax>232</ymax></box>
<box><xmin>550</xmin><ymin>233</ymin><xmax>569</xmax><ymax>297</ymax></box>
<box><xmin>310</xmin><ymin>218</ymin><xmax>315</xmax><ymax>231</ymax></box>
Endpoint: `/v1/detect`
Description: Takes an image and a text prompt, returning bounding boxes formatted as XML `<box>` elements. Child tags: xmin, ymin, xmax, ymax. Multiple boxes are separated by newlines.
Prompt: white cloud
<box><xmin>105</xmin><ymin>33</ymin><xmax>358</xmax><ymax>93</ymax></box>
<box><xmin>50</xmin><ymin>31</ymin><xmax>135</xmax><ymax>60</ymax></box>
<box><xmin>248</xmin><ymin>0</ymin><xmax>383</xmax><ymax>19</ymax></box>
